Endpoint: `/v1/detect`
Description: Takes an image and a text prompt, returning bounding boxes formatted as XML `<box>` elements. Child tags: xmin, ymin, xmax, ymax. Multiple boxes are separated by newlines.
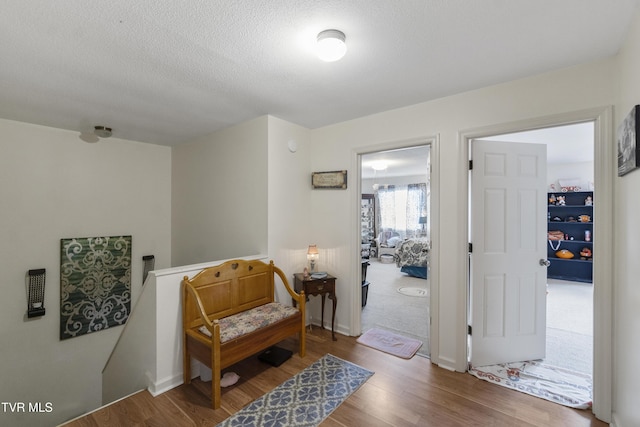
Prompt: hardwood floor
<box><xmin>63</xmin><ymin>329</ymin><xmax>606</xmax><ymax>426</ymax></box>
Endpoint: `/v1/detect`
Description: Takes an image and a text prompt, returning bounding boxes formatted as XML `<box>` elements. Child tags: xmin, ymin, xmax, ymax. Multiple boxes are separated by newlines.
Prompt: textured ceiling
<box><xmin>1</xmin><ymin>1</ymin><xmax>638</xmax><ymax>146</ymax></box>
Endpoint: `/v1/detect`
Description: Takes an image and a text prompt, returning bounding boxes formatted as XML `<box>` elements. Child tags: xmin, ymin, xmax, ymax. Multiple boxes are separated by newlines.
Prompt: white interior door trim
<box><xmin>351</xmin><ymin>135</ymin><xmax>440</xmax><ymax>364</ymax></box>
<box><xmin>458</xmin><ymin>106</ymin><xmax>613</xmax><ymax>422</ymax></box>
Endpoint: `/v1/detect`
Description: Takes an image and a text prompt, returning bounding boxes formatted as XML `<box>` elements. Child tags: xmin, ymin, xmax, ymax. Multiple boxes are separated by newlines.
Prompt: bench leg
<box><xmin>211</xmin><ymin>344</ymin><xmax>221</xmax><ymax>409</ymax></box>
<box><xmin>299</xmin><ymin>320</ymin><xmax>306</xmax><ymax>358</ymax></box>
<box><xmin>212</xmin><ymin>370</ymin><xmax>221</xmax><ymax>409</ymax></box>
<box><xmin>183</xmin><ymin>335</ymin><xmax>191</xmax><ymax>385</ymax></box>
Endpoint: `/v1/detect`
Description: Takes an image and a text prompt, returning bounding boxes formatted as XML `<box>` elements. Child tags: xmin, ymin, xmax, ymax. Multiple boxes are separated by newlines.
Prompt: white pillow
<box><xmin>387</xmin><ymin>236</ymin><xmax>401</xmax><ymax>247</ymax></box>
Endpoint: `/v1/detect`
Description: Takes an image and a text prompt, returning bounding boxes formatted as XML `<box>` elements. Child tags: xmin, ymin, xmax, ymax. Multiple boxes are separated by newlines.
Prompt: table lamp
<box><xmin>307</xmin><ymin>245</ymin><xmax>319</xmax><ymax>273</ymax></box>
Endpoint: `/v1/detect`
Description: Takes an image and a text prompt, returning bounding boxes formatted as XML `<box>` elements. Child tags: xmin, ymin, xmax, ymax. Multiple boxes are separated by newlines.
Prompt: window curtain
<box><xmin>407</xmin><ymin>183</ymin><xmax>426</xmax><ymax>238</ymax></box>
<box><xmin>374</xmin><ymin>183</ymin><xmax>426</xmax><ymax>239</ymax></box>
<box><xmin>374</xmin><ymin>185</ymin><xmax>395</xmax><ymax>238</ymax></box>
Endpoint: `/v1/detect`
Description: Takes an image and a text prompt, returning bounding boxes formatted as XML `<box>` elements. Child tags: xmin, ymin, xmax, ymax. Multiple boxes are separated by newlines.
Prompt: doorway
<box><xmin>473</xmin><ymin>122</ymin><xmax>594</xmax><ymax>375</ymax></box>
<box><xmin>360</xmin><ymin>146</ymin><xmax>431</xmax><ymax>357</ymax></box>
<box><xmin>460</xmin><ymin>106</ymin><xmax>614</xmax><ymax>420</ymax></box>
<box><xmin>352</xmin><ymin>137</ymin><xmax>440</xmax><ymax>360</ymax></box>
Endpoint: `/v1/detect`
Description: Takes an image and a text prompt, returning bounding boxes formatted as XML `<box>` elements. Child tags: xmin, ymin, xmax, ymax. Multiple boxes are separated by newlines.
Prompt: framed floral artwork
<box><xmin>60</xmin><ymin>235</ymin><xmax>131</xmax><ymax>340</ymax></box>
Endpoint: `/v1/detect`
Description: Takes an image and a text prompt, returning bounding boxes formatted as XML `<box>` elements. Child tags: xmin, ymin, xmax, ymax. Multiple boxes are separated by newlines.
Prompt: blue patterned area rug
<box><xmin>217</xmin><ymin>354</ymin><xmax>374</xmax><ymax>427</ymax></box>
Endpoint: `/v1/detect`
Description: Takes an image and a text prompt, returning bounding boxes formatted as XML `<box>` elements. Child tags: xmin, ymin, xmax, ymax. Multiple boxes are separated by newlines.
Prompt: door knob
<box><xmin>539</xmin><ymin>259</ymin><xmax>551</xmax><ymax>267</ymax></box>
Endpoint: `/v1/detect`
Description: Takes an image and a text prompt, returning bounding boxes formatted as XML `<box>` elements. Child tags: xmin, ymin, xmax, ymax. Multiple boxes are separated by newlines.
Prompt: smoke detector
<box><xmin>94</xmin><ymin>126</ymin><xmax>112</xmax><ymax>138</ymax></box>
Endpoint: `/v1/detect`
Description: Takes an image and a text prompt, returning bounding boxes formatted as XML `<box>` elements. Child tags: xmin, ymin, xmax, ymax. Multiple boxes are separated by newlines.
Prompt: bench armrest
<box><xmin>182</xmin><ymin>277</ymin><xmax>219</xmax><ymax>338</ymax></box>
<box><xmin>273</xmin><ymin>263</ymin><xmax>305</xmax><ymax>305</ymax></box>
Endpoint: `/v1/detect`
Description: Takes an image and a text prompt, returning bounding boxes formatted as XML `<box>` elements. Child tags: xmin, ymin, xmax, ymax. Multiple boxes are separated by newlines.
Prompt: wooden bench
<box><xmin>182</xmin><ymin>259</ymin><xmax>306</xmax><ymax>409</ymax></box>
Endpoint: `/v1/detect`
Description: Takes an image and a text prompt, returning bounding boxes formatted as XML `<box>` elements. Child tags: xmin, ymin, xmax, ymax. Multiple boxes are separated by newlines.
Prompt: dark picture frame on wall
<box><xmin>618</xmin><ymin>104</ymin><xmax>640</xmax><ymax>176</ymax></box>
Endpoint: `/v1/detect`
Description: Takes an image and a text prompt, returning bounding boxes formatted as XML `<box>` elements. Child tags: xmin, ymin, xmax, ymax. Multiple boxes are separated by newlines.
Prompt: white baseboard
<box><xmin>148</xmin><ymin>373</ymin><xmax>184</xmax><ymax>397</ymax></box>
<box><xmin>435</xmin><ymin>356</ymin><xmax>458</xmax><ymax>372</ymax></box>
<box><xmin>610</xmin><ymin>411</ymin><xmax>621</xmax><ymax>427</ymax></box>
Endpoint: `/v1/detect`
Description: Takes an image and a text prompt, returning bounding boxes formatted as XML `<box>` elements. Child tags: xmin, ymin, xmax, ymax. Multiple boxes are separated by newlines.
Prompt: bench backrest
<box><xmin>182</xmin><ymin>259</ymin><xmax>275</xmax><ymax>330</ymax></box>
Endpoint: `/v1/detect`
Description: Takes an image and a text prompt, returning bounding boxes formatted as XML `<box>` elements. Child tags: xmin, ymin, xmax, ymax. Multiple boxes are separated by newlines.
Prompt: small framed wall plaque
<box><xmin>312</xmin><ymin>170</ymin><xmax>347</xmax><ymax>189</ymax></box>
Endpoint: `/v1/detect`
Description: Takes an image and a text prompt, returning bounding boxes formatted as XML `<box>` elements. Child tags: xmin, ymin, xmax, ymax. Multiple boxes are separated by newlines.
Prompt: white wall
<box><xmin>548</xmin><ymin>161</ymin><xmax>594</xmax><ymax>191</ymax></box>
<box><xmin>266</xmin><ymin>116</ymin><xmax>313</xmax><ymax>304</ymax></box>
<box><xmin>306</xmin><ymin>58</ymin><xmax>615</xmax><ymax>369</ymax></box>
<box><xmin>172</xmin><ymin>116</ymin><xmax>268</xmax><ymax>266</ymax></box>
<box><xmin>0</xmin><ymin>119</ymin><xmax>171</xmax><ymax>427</ymax></box>
<box><xmin>102</xmin><ymin>274</ymin><xmax>157</xmax><ymax>405</ymax></box>
<box><xmin>612</xmin><ymin>7</ymin><xmax>640</xmax><ymax>427</ymax></box>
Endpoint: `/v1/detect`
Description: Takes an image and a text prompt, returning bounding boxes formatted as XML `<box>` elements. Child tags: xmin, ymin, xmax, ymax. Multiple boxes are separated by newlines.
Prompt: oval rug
<box><xmin>397</xmin><ymin>287</ymin><xmax>429</xmax><ymax>297</ymax></box>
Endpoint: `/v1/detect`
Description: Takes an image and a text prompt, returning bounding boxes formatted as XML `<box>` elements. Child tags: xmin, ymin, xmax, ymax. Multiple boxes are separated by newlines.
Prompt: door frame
<box><xmin>351</xmin><ymin>135</ymin><xmax>441</xmax><ymax>362</ymax></box>
<box><xmin>458</xmin><ymin>106</ymin><xmax>614</xmax><ymax>421</ymax></box>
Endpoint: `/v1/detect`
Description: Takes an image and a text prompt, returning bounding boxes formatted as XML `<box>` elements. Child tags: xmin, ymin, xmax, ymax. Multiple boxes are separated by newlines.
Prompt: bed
<box><xmin>395</xmin><ymin>238</ymin><xmax>430</xmax><ymax>279</ymax></box>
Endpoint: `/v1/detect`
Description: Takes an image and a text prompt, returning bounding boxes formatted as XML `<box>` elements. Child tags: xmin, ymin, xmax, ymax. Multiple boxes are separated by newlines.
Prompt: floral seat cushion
<box><xmin>198</xmin><ymin>302</ymin><xmax>299</xmax><ymax>343</ymax></box>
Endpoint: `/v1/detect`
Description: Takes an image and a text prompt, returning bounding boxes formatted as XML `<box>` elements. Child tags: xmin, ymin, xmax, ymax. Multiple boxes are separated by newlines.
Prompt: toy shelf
<box><xmin>547</xmin><ymin>191</ymin><xmax>593</xmax><ymax>283</ymax></box>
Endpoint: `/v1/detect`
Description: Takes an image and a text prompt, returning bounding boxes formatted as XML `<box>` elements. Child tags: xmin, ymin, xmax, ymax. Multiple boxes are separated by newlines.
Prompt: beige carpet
<box><xmin>361</xmin><ymin>259</ymin><xmax>430</xmax><ymax>357</ymax></box>
<box><xmin>545</xmin><ymin>279</ymin><xmax>593</xmax><ymax>375</ymax></box>
<box><xmin>361</xmin><ymin>261</ymin><xmax>592</xmax><ymax>369</ymax></box>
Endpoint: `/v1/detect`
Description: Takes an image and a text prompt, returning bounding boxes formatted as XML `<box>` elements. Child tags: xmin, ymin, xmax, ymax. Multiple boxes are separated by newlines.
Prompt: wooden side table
<box><xmin>293</xmin><ymin>273</ymin><xmax>337</xmax><ymax>341</ymax></box>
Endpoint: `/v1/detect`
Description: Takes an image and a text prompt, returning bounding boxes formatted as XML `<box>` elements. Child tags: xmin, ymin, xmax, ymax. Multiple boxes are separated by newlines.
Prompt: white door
<box><xmin>469</xmin><ymin>140</ymin><xmax>547</xmax><ymax>367</ymax></box>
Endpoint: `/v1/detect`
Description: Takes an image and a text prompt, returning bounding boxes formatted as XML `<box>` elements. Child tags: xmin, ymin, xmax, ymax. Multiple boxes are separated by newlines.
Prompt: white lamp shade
<box><xmin>317</xmin><ymin>30</ymin><xmax>347</xmax><ymax>62</ymax></box>
<box><xmin>307</xmin><ymin>244</ymin><xmax>319</xmax><ymax>272</ymax></box>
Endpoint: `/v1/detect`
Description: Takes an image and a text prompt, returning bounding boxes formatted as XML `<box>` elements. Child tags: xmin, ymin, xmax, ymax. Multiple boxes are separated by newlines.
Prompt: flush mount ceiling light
<box><xmin>370</xmin><ymin>161</ymin><xmax>388</xmax><ymax>171</ymax></box>
<box><xmin>317</xmin><ymin>29</ymin><xmax>347</xmax><ymax>62</ymax></box>
<box><xmin>94</xmin><ymin>126</ymin><xmax>112</xmax><ymax>138</ymax></box>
